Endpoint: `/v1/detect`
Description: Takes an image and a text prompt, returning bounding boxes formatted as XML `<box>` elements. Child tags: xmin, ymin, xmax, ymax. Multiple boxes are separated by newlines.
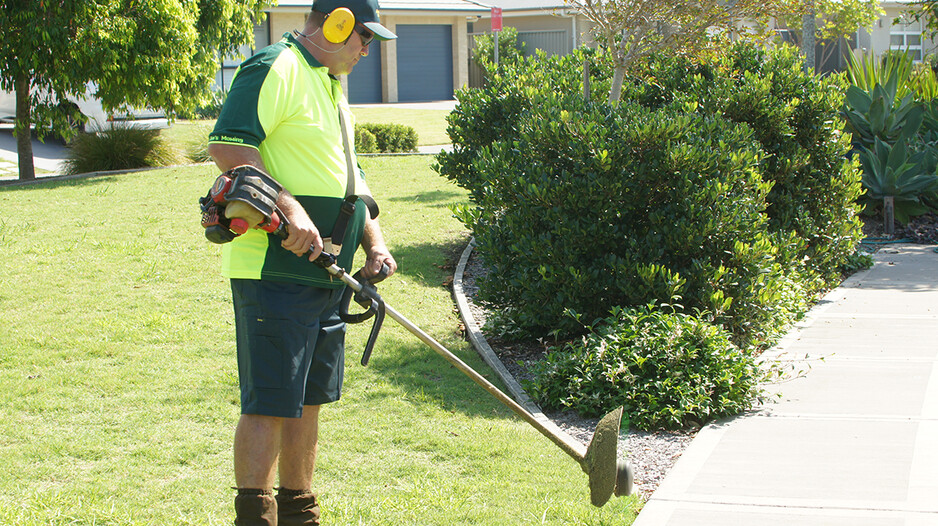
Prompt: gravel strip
<box><xmin>457</xmin><ymin>250</ymin><xmax>696</xmax><ymax>499</ymax></box>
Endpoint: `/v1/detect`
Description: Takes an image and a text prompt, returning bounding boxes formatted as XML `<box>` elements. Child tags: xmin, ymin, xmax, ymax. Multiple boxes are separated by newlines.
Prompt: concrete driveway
<box><xmin>0</xmin><ymin>125</ymin><xmax>69</xmax><ymax>179</ymax></box>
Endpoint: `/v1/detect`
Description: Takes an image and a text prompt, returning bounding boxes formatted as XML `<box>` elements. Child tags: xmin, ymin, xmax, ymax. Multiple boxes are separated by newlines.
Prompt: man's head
<box><xmin>311</xmin><ymin>0</ymin><xmax>396</xmax><ymax>42</ymax></box>
<box><xmin>300</xmin><ymin>0</ymin><xmax>396</xmax><ymax>75</ymax></box>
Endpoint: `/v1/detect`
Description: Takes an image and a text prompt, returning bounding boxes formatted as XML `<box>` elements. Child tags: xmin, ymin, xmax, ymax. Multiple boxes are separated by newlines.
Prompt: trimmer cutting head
<box><xmin>582</xmin><ymin>406</ymin><xmax>632</xmax><ymax>506</ymax></box>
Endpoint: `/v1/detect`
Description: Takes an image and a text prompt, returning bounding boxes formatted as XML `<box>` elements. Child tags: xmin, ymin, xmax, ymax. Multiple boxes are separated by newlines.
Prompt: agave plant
<box><xmin>857</xmin><ymin>137</ymin><xmax>938</xmax><ymax>222</ymax></box>
<box><xmin>846</xmin><ymin>50</ymin><xmax>915</xmax><ymax>99</ymax></box>
<box><xmin>842</xmin><ymin>75</ymin><xmax>924</xmax><ymax>150</ymax></box>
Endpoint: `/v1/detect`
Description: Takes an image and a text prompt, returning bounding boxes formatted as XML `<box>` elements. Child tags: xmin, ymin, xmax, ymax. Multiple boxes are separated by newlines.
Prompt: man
<box><xmin>207</xmin><ymin>1</ymin><xmax>397</xmax><ymax>524</ymax></box>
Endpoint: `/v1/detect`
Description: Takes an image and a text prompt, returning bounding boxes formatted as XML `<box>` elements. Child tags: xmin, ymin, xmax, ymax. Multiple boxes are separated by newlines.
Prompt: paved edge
<box><xmin>451</xmin><ymin>238</ymin><xmax>587</xmax><ymax>442</ymax></box>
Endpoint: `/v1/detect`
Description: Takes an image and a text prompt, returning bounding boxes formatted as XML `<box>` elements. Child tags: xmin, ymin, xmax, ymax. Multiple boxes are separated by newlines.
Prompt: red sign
<box><xmin>491</xmin><ymin>7</ymin><xmax>502</xmax><ymax>32</ymax></box>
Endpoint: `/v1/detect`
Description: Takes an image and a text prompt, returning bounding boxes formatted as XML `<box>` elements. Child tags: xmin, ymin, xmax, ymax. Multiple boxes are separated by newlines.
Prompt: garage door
<box><xmin>347</xmin><ymin>41</ymin><xmax>382</xmax><ymax>103</ymax></box>
<box><xmin>396</xmin><ymin>25</ymin><xmax>453</xmax><ymax>102</ymax></box>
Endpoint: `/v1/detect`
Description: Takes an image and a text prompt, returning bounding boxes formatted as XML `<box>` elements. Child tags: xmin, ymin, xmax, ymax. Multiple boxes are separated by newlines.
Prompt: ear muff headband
<box><xmin>322</xmin><ymin>7</ymin><xmax>355</xmax><ymax>43</ymax></box>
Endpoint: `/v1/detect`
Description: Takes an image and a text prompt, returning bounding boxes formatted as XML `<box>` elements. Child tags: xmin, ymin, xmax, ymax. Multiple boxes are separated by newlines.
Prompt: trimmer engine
<box><xmin>199</xmin><ymin>165</ymin><xmax>284</xmax><ymax>243</ymax></box>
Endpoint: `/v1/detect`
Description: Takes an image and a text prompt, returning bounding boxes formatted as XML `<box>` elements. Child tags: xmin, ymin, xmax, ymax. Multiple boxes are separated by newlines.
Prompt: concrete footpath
<box><xmin>635</xmin><ymin>244</ymin><xmax>938</xmax><ymax>526</ymax></box>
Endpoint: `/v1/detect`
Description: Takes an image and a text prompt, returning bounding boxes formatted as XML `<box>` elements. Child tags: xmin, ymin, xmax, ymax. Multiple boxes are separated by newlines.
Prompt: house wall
<box><xmin>860</xmin><ymin>5</ymin><xmax>938</xmax><ymax>60</ymax></box>
<box><xmin>271</xmin><ymin>13</ymin><xmax>308</xmax><ymax>42</ymax></box>
<box><xmin>474</xmin><ymin>11</ymin><xmax>596</xmax><ymax>52</ymax></box>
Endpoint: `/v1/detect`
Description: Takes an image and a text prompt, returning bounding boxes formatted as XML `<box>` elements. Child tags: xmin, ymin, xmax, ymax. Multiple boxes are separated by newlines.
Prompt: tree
<box><xmin>0</xmin><ymin>0</ymin><xmax>272</xmax><ymax>181</ymax></box>
<box><xmin>902</xmin><ymin>1</ymin><xmax>938</xmax><ymax>40</ymax></box>
<box><xmin>562</xmin><ymin>0</ymin><xmax>781</xmax><ymax>102</ymax></box>
<box><xmin>472</xmin><ymin>26</ymin><xmax>526</xmax><ymax>68</ymax></box>
<box><xmin>777</xmin><ymin>0</ymin><xmax>884</xmax><ymax>72</ymax></box>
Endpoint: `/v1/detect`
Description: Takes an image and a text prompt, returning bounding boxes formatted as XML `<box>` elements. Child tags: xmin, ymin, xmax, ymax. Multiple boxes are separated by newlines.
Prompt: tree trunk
<box><xmin>802</xmin><ymin>7</ymin><xmax>817</xmax><ymax>74</ymax></box>
<box><xmin>14</xmin><ymin>73</ymin><xmax>35</xmax><ymax>181</ymax></box>
<box><xmin>608</xmin><ymin>64</ymin><xmax>626</xmax><ymax>104</ymax></box>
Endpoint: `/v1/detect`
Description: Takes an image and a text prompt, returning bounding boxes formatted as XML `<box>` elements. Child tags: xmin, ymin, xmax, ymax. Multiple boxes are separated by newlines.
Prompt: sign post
<box><xmin>491</xmin><ymin>7</ymin><xmax>502</xmax><ymax>66</ymax></box>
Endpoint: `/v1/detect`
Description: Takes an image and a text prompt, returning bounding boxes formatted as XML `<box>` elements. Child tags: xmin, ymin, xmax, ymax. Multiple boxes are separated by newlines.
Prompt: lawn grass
<box><xmin>161</xmin><ymin>105</ymin><xmax>452</xmax><ymax>158</ymax></box>
<box><xmin>0</xmin><ymin>157</ymin><xmax>639</xmax><ymax>525</ymax></box>
<box><xmin>350</xmin><ymin>107</ymin><xmax>452</xmax><ymax>146</ymax></box>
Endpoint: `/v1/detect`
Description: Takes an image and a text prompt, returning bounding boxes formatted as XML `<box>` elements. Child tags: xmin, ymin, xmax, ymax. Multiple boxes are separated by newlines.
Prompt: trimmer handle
<box><xmin>339</xmin><ymin>265</ymin><xmax>389</xmax><ymax>366</ymax></box>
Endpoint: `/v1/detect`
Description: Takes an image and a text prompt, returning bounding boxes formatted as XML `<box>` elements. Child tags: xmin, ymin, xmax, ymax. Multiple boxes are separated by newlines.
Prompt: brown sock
<box><xmin>276</xmin><ymin>487</ymin><xmax>320</xmax><ymax>526</ymax></box>
<box><xmin>234</xmin><ymin>488</ymin><xmax>278</xmax><ymax>526</ymax></box>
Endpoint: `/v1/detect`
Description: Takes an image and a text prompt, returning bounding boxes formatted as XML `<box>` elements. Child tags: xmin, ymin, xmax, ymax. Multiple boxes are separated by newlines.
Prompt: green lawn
<box><xmin>163</xmin><ymin>105</ymin><xmax>452</xmax><ymax>158</ymax></box>
<box><xmin>0</xmin><ymin>157</ymin><xmax>639</xmax><ymax>525</ymax></box>
<box><xmin>350</xmin><ymin>107</ymin><xmax>452</xmax><ymax>146</ymax></box>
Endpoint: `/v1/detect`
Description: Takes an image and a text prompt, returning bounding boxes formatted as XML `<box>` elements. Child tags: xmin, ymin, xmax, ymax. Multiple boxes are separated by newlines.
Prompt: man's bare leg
<box><xmin>277</xmin><ymin>405</ymin><xmax>322</xmax><ymax>525</ymax></box>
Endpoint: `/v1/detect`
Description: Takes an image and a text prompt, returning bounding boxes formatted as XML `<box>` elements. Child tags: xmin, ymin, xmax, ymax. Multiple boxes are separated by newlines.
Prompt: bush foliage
<box><xmin>63</xmin><ymin>127</ymin><xmax>181</xmax><ymax>175</ymax></box>
<box><xmin>355</xmin><ymin>123</ymin><xmax>418</xmax><ymax>153</ymax></box>
<box><xmin>436</xmin><ymin>42</ymin><xmax>863</xmax><ymax>429</ymax></box>
<box><xmin>527</xmin><ymin>306</ymin><xmax>765</xmax><ymax>430</ymax></box>
<box><xmin>438</xmin><ymin>43</ymin><xmax>860</xmax><ymax>347</ymax></box>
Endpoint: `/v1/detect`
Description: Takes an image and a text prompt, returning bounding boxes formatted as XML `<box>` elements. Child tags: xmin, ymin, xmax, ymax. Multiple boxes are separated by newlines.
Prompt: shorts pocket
<box><xmin>247</xmin><ymin>317</ymin><xmax>287</xmax><ymax>389</ymax></box>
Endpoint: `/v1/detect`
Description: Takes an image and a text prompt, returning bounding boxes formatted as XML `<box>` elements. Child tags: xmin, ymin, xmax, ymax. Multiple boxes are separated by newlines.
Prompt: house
<box><xmin>217</xmin><ymin>1</ymin><xmax>938</xmax><ymax>102</ymax></box>
<box><xmin>861</xmin><ymin>1</ymin><xmax>938</xmax><ymax>62</ymax></box>
<box><xmin>476</xmin><ymin>1</ymin><xmax>938</xmax><ymax>71</ymax></box>
<box><xmin>469</xmin><ymin>1</ymin><xmax>594</xmax><ymax>58</ymax></box>
<box><xmin>218</xmin><ymin>0</ymin><xmax>490</xmax><ymax>103</ymax></box>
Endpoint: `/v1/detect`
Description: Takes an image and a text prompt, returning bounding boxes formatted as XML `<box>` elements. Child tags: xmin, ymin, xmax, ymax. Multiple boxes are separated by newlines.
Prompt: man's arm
<box><xmin>361</xmin><ymin>214</ymin><xmax>397</xmax><ymax>278</ymax></box>
<box><xmin>208</xmin><ymin>143</ymin><xmax>323</xmax><ymax>261</ymax></box>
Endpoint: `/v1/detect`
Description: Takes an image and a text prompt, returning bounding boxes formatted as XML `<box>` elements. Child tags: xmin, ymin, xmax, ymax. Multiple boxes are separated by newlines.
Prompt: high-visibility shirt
<box><xmin>209</xmin><ymin>34</ymin><xmax>377</xmax><ymax>289</ymax></box>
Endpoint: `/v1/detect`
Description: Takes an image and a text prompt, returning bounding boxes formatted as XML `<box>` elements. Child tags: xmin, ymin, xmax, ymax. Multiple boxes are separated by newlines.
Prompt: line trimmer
<box><xmin>200</xmin><ymin>166</ymin><xmax>634</xmax><ymax>506</ymax></box>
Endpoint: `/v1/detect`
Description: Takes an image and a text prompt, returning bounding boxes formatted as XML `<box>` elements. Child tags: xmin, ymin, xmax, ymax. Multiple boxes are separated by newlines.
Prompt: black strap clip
<box><xmin>329</xmin><ymin>195</ymin><xmax>359</xmax><ymax>256</ymax></box>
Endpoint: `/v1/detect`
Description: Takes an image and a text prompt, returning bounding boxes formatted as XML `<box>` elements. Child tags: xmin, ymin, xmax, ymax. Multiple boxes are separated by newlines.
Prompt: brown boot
<box><xmin>234</xmin><ymin>488</ymin><xmax>278</xmax><ymax>526</ymax></box>
<box><xmin>276</xmin><ymin>488</ymin><xmax>321</xmax><ymax>526</ymax></box>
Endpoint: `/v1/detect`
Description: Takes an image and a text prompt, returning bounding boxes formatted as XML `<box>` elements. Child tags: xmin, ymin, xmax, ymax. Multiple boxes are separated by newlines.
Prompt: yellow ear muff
<box><xmin>322</xmin><ymin>7</ymin><xmax>355</xmax><ymax>44</ymax></box>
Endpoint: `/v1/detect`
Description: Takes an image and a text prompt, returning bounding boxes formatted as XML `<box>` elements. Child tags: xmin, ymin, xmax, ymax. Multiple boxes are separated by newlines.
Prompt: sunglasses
<box><xmin>353</xmin><ymin>24</ymin><xmax>374</xmax><ymax>47</ymax></box>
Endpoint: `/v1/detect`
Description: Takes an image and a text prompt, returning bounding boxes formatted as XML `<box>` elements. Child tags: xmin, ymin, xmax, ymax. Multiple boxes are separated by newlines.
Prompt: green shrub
<box><xmin>624</xmin><ymin>43</ymin><xmax>863</xmax><ymax>287</ymax></box>
<box><xmin>439</xmin><ymin>47</ymin><xmax>614</xmax><ymax>203</ymax></box>
<box><xmin>176</xmin><ymin>90</ymin><xmax>226</xmax><ymax>120</ymax></box>
<box><xmin>63</xmin><ymin>127</ymin><xmax>181</xmax><ymax>175</ymax></box>
<box><xmin>456</xmin><ymin>89</ymin><xmax>801</xmax><ymax>347</ymax></box>
<box><xmin>843</xmin><ymin>52</ymin><xmax>938</xmax><ymax>224</ymax></box>
<box><xmin>526</xmin><ymin>306</ymin><xmax>766</xmax><ymax>431</ymax></box>
<box><xmin>356</xmin><ymin>123</ymin><xmax>417</xmax><ymax>153</ymax></box>
<box><xmin>355</xmin><ymin>126</ymin><xmax>378</xmax><ymax>154</ymax></box>
<box><xmin>186</xmin><ymin>140</ymin><xmax>213</xmax><ymax>163</ymax></box>
<box><xmin>471</xmin><ymin>26</ymin><xmax>525</xmax><ymax>69</ymax></box>
<box><xmin>439</xmin><ymin>42</ymin><xmax>848</xmax><ymax>347</ymax></box>
<box><xmin>857</xmin><ymin>137</ymin><xmax>938</xmax><ymax>222</ymax></box>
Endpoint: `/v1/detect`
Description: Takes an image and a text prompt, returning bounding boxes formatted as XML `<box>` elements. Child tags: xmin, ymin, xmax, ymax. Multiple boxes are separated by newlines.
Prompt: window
<box><xmin>891</xmin><ymin>16</ymin><xmax>924</xmax><ymax>62</ymax></box>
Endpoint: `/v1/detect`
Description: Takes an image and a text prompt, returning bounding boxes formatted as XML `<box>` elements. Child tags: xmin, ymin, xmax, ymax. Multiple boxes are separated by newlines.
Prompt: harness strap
<box><xmin>330</xmin><ymin>107</ymin><xmax>379</xmax><ymax>255</ymax></box>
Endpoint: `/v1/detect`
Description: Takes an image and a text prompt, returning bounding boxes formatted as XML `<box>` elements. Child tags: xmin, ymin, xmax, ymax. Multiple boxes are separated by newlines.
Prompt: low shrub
<box><xmin>355</xmin><ymin>126</ymin><xmax>378</xmax><ymax>154</ymax></box>
<box><xmin>63</xmin><ymin>127</ymin><xmax>182</xmax><ymax>175</ymax></box>
<box><xmin>624</xmin><ymin>43</ymin><xmax>863</xmax><ymax>287</ymax></box>
<box><xmin>356</xmin><ymin>123</ymin><xmax>417</xmax><ymax>153</ymax></box>
<box><xmin>527</xmin><ymin>306</ymin><xmax>766</xmax><ymax>431</ymax></box>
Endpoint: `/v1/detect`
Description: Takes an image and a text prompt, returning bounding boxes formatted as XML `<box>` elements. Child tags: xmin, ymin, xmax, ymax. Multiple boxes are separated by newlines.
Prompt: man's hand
<box><xmin>278</xmin><ymin>191</ymin><xmax>323</xmax><ymax>262</ymax></box>
<box><xmin>363</xmin><ymin>244</ymin><xmax>397</xmax><ymax>279</ymax></box>
<box><xmin>207</xmin><ymin>143</ymin><xmax>323</xmax><ymax>261</ymax></box>
<box><xmin>361</xmin><ymin>213</ymin><xmax>396</xmax><ymax>278</ymax></box>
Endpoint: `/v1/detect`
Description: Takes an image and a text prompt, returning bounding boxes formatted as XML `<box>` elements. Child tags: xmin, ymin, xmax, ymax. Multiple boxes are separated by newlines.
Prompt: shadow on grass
<box><xmin>0</xmin><ymin>173</ymin><xmax>120</xmax><ymax>191</ymax></box>
<box><xmin>355</xmin><ymin>330</ymin><xmax>514</xmax><ymax>421</ymax></box>
<box><xmin>385</xmin><ymin>189</ymin><xmax>463</xmax><ymax>206</ymax></box>
<box><xmin>390</xmin><ymin>234</ymin><xmax>471</xmax><ymax>289</ymax></box>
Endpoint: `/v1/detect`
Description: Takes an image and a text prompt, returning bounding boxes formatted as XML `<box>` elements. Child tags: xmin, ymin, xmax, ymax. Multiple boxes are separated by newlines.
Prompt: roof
<box><xmin>487</xmin><ymin>0</ymin><xmax>567</xmax><ymax>10</ymax></box>
<box><xmin>271</xmin><ymin>0</ymin><xmax>490</xmax><ymax>12</ymax></box>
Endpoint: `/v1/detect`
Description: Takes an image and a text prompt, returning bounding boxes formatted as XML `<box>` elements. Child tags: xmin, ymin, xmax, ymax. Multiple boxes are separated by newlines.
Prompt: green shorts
<box><xmin>231</xmin><ymin>279</ymin><xmax>346</xmax><ymax>418</ymax></box>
